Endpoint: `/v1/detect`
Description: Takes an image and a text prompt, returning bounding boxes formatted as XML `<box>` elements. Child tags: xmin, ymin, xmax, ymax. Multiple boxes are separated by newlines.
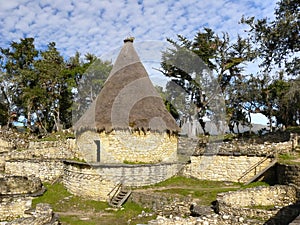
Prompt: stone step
<box><xmin>244</xmin><ymin>159</ymin><xmax>277</xmax><ymax>185</ymax></box>
<box><xmin>109</xmin><ymin>187</ymin><xmax>132</xmax><ymax>208</ymax></box>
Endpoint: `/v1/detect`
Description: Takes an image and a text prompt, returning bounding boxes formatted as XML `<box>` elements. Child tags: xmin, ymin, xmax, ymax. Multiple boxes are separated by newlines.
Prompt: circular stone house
<box><xmin>75</xmin><ymin>38</ymin><xmax>180</xmax><ymax>164</ymax></box>
<box><xmin>66</xmin><ymin>38</ymin><xmax>181</xmax><ymax>201</ymax></box>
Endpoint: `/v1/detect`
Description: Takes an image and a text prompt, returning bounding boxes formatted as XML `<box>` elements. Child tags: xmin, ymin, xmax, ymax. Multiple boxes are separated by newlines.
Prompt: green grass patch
<box><xmin>32</xmin><ymin>183</ymin><xmax>153</xmax><ymax>225</ymax></box>
<box><xmin>148</xmin><ymin>176</ymin><xmax>232</xmax><ymax>188</ymax></box>
<box><xmin>241</xmin><ymin>181</ymin><xmax>270</xmax><ymax>189</ymax></box>
<box><xmin>155</xmin><ymin>187</ymin><xmax>238</xmax><ymax>205</ymax></box>
<box><xmin>123</xmin><ymin>160</ymin><xmax>154</xmax><ymax>164</ymax></box>
<box><xmin>278</xmin><ymin>153</ymin><xmax>300</xmax><ymax>165</ymax></box>
<box><xmin>34</xmin><ymin>131</ymin><xmax>75</xmax><ymax>142</ymax></box>
<box><xmin>32</xmin><ymin>183</ymin><xmax>108</xmax><ymax>212</ymax></box>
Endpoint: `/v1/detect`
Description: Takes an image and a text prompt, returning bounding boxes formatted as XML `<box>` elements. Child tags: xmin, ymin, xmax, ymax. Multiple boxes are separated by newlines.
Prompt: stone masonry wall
<box><xmin>178</xmin><ymin>136</ymin><xmax>293</xmax><ymax>156</ymax></box>
<box><xmin>217</xmin><ymin>185</ymin><xmax>297</xmax><ymax>220</ymax></box>
<box><xmin>63</xmin><ymin>162</ymin><xmax>114</xmax><ymax>201</ymax></box>
<box><xmin>182</xmin><ymin>155</ymin><xmax>273</xmax><ymax>182</ymax></box>
<box><xmin>77</xmin><ymin>130</ymin><xmax>178</xmax><ymax>164</ymax></box>
<box><xmin>5</xmin><ymin>160</ymin><xmax>64</xmax><ymax>183</ymax></box>
<box><xmin>10</xmin><ymin>139</ymin><xmax>81</xmax><ymax>160</ymax></box>
<box><xmin>0</xmin><ymin>175</ymin><xmax>44</xmax><ymax>222</ymax></box>
<box><xmin>94</xmin><ymin>162</ymin><xmax>181</xmax><ymax>186</ymax></box>
<box><xmin>0</xmin><ymin>196</ymin><xmax>32</xmax><ymax>221</ymax></box>
<box><xmin>0</xmin><ymin>176</ymin><xmax>42</xmax><ymax>195</ymax></box>
<box><xmin>63</xmin><ymin>161</ymin><xmax>182</xmax><ymax>201</ymax></box>
<box><xmin>0</xmin><ymin>138</ymin><xmax>13</xmax><ymax>152</ymax></box>
<box><xmin>277</xmin><ymin>164</ymin><xmax>300</xmax><ymax>187</ymax></box>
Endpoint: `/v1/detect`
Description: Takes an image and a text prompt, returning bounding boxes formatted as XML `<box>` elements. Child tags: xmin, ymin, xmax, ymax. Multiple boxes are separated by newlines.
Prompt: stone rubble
<box><xmin>4</xmin><ymin>203</ymin><xmax>59</xmax><ymax>225</ymax></box>
<box><xmin>147</xmin><ymin>214</ymin><xmax>264</xmax><ymax>225</ymax></box>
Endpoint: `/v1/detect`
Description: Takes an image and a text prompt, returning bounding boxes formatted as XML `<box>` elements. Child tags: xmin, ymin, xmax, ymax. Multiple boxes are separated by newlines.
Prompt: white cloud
<box><xmin>0</xmin><ymin>0</ymin><xmax>277</xmax><ymax>60</ymax></box>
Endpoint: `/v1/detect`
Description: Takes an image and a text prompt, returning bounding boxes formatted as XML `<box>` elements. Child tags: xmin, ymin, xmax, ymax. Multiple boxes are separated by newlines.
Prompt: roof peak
<box><xmin>124</xmin><ymin>37</ymin><xmax>135</xmax><ymax>43</ymax></box>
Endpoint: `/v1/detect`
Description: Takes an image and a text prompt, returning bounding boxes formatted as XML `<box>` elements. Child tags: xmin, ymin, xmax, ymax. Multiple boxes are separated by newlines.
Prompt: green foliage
<box><xmin>242</xmin><ymin>0</ymin><xmax>299</xmax><ymax>75</ymax></box>
<box><xmin>241</xmin><ymin>1</ymin><xmax>300</xmax><ymax>127</ymax></box>
<box><xmin>160</xmin><ymin>28</ymin><xmax>255</xmax><ymax>134</ymax></box>
<box><xmin>0</xmin><ymin>38</ymin><xmax>112</xmax><ymax>134</ymax></box>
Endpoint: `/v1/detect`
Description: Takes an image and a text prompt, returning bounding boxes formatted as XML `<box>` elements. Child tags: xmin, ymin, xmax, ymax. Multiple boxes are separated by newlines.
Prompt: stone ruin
<box><xmin>0</xmin><ymin>175</ymin><xmax>59</xmax><ymax>225</ymax></box>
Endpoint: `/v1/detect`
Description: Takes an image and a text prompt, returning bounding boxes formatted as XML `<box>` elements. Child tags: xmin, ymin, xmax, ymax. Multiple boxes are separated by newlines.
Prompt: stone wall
<box><xmin>6</xmin><ymin>203</ymin><xmax>59</xmax><ymax>225</ymax></box>
<box><xmin>0</xmin><ymin>176</ymin><xmax>42</xmax><ymax>195</ymax></box>
<box><xmin>178</xmin><ymin>135</ymin><xmax>293</xmax><ymax>157</ymax></box>
<box><xmin>10</xmin><ymin>139</ymin><xmax>81</xmax><ymax>160</ymax></box>
<box><xmin>0</xmin><ymin>196</ymin><xmax>32</xmax><ymax>221</ymax></box>
<box><xmin>0</xmin><ymin>175</ymin><xmax>44</xmax><ymax>222</ymax></box>
<box><xmin>0</xmin><ymin>139</ymin><xmax>82</xmax><ymax>173</ymax></box>
<box><xmin>182</xmin><ymin>155</ymin><xmax>273</xmax><ymax>182</ymax></box>
<box><xmin>277</xmin><ymin>164</ymin><xmax>300</xmax><ymax>187</ymax></box>
<box><xmin>0</xmin><ymin>138</ymin><xmax>12</xmax><ymax>152</ymax></box>
<box><xmin>94</xmin><ymin>162</ymin><xmax>181</xmax><ymax>186</ymax></box>
<box><xmin>63</xmin><ymin>161</ymin><xmax>181</xmax><ymax>201</ymax></box>
<box><xmin>77</xmin><ymin>130</ymin><xmax>178</xmax><ymax>164</ymax></box>
<box><xmin>130</xmin><ymin>191</ymin><xmax>192</xmax><ymax>217</ymax></box>
<box><xmin>216</xmin><ymin>185</ymin><xmax>297</xmax><ymax>220</ymax></box>
<box><xmin>5</xmin><ymin>160</ymin><xmax>64</xmax><ymax>183</ymax></box>
<box><xmin>63</xmin><ymin>161</ymin><xmax>115</xmax><ymax>201</ymax></box>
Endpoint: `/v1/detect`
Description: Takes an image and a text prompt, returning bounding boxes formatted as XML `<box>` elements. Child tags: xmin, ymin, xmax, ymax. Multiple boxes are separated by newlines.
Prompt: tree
<box><xmin>72</xmin><ymin>55</ymin><xmax>112</xmax><ymax>124</ymax></box>
<box><xmin>242</xmin><ymin>0</ymin><xmax>300</xmax><ymax>127</ymax></box>
<box><xmin>0</xmin><ymin>38</ymin><xmax>39</xmax><ymax>129</ymax></box>
<box><xmin>160</xmin><ymin>29</ymin><xmax>254</xmax><ymax>134</ymax></box>
<box><xmin>241</xmin><ymin>0</ymin><xmax>299</xmax><ymax>76</ymax></box>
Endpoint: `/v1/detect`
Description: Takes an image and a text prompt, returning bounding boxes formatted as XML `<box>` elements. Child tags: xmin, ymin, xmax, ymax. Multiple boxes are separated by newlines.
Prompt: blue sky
<box><xmin>1</xmin><ymin>0</ymin><xmax>278</xmax><ymax>126</ymax></box>
<box><xmin>1</xmin><ymin>0</ymin><xmax>277</xmax><ymax>58</ymax></box>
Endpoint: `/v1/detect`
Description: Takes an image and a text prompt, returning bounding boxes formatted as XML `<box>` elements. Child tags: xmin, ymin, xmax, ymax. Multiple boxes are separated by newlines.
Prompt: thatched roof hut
<box><xmin>75</xmin><ymin>38</ymin><xmax>180</xmax><ymax>134</ymax></box>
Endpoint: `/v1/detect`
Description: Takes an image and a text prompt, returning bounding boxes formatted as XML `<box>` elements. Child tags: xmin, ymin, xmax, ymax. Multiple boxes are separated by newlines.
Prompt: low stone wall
<box><xmin>178</xmin><ymin>134</ymin><xmax>293</xmax><ymax>157</ymax></box>
<box><xmin>0</xmin><ymin>175</ymin><xmax>44</xmax><ymax>222</ymax></box>
<box><xmin>0</xmin><ymin>176</ymin><xmax>42</xmax><ymax>195</ymax></box>
<box><xmin>5</xmin><ymin>203</ymin><xmax>59</xmax><ymax>225</ymax></box>
<box><xmin>9</xmin><ymin>139</ymin><xmax>81</xmax><ymax>160</ymax></box>
<box><xmin>5</xmin><ymin>159</ymin><xmax>64</xmax><ymax>183</ymax></box>
<box><xmin>94</xmin><ymin>162</ymin><xmax>181</xmax><ymax>186</ymax></box>
<box><xmin>216</xmin><ymin>185</ymin><xmax>297</xmax><ymax>220</ymax></box>
<box><xmin>63</xmin><ymin>162</ymin><xmax>115</xmax><ymax>201</ymax></box>
<box><xmin>277</xmin><ymin>164</ymin><xmax>300</xmax><ymax>187</ymax></box>
<box><xmin>182</xmin><ymin>155</ymin><xmax>273</xmax><ymax>182</ymax></box>
<box><xmin>0</xmin><ymin>196</ymin><xmax>32</xmax><ymax>221</ymax></box>
<box><xmin>63</xmin><ymin>161</ymin><xmax>181</xmax><ymax>201</ymax></box>
<box><xmin>0</xmin><ymin>138</ymin><xmax>12</xmax><ymax>152</ymax></box>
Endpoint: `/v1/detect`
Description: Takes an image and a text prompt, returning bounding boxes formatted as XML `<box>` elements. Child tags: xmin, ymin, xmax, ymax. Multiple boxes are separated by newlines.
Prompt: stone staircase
<box><xmin>108</xmin><ymin>183</ymin><xmax>132</xmax><ymax>208</ymax></box>
<box><xmin>238</xmin><ymin>155</ymin><xmax>277</xmax><ymax>185</ymax></box>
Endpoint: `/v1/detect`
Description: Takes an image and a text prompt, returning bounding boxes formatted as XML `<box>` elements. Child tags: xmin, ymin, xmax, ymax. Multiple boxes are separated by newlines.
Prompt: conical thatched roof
<box><xmin>75</xmin><ymin>38</ymin><xmax>180</xmax><ymax>134</ymax></box>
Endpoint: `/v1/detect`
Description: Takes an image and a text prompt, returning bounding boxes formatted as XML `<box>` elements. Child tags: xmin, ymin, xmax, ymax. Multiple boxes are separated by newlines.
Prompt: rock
<box><xmin>222</xmin><ymin>214</ymin><xmax>230</xmax><ymax>220</ymax></box>
<box><xmin>190</xmin><ymin>203</ymin><xmax>214</xmax><ymax>217</ymax></box>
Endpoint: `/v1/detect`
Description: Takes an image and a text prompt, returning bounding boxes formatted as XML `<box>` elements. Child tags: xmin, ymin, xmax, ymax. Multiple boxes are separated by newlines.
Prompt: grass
<box><xmin>31</xmin><ymin>178</ymin><xmax>274</xmax><ymax>224</ymax></box>
<box><xmin>139</xmin><ymin>176</ymin><xmax>270</xmax><ymax>206</ymax></box>
<box><xmin>146</xmin><ymin>176</ymin><xmax>231</xmax><ymax>188</ymax></box>
<box><xmin>278</xmin><ymin>152</ymin><xmax>300</xmax><ymax>165</ymax></box>
<box><xmin>32</xmin><ymin>183</ymin><xmax>154</xmax><ymax>225</ymax></box>
<box><xmin>241</xmin><ymin>181</ymin><xmax>270</xmax><ymax>189</ymax></box>
<box><xmin>34</xmin><ymin>131</ymin><xmax>75</xmax><ymax>142</ymax></box>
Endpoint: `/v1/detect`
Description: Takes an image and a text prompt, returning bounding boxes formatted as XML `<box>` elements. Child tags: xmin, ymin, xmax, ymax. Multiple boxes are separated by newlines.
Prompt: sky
<box><xmin>0</xmin><ymin>0</ymin><xmax>277</xmax><ymax>59</ymax></box>
<box><xmin>1</xmin><ymin>0</ymin><xmax>278</xmax><ymax>125</ymax></box>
